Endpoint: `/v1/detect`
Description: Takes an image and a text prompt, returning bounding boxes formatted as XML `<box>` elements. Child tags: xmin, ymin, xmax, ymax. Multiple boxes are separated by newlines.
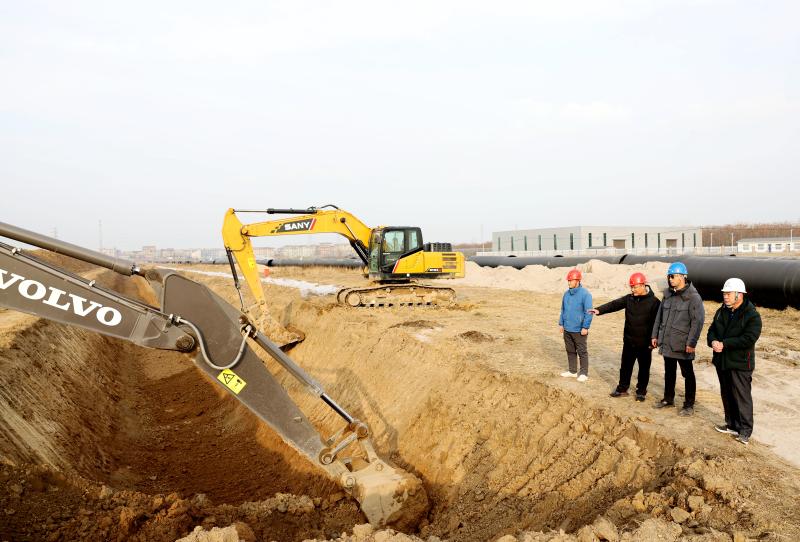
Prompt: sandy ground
<box><xmin>452</xmin><ymin>261</ymin><xmax>800</xmax><ymax>468</ymax></box>
<box><xmin>1</xmin><ymin>257</ymin><xmax>800</xmax><ymax>541</ymax></box>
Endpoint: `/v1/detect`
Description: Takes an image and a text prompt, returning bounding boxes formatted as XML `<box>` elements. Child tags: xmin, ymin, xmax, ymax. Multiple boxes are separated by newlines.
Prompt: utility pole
<box><xmin>730</xmin><ymin>232</ymin><xmax>734</xmax><ymax>249</ymax></box>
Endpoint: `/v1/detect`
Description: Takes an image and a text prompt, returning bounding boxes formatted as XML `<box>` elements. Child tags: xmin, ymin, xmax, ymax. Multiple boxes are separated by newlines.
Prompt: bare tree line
<box><xmin>701</xmin><ymin>222</ymin><xmax>800</xmax><ymax>246</ymax></box>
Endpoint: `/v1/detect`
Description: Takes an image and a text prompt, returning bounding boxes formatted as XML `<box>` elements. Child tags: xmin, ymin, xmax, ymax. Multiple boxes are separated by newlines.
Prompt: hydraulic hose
<box><xmin>176</xmin><ymin>317</ymin><xmax>252</xmax><ymax>370</ymax></box>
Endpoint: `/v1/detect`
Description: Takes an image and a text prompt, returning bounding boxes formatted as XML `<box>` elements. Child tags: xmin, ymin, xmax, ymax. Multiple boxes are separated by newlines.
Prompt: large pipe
<box><xmin>680</xmin><ymin>256</ymin><xmax>800</xmax><ymax>309</ymax></box>
<box><xmin>469</xmin><ymin>255</ymin><xmax>623</xmax><ymax>269</ymax></box>
<box><xmin>0</xmin><ymin>221</ymin><xmax>139</xmax><ymax>276</ymax></box>
<box><xmin>469</xmin><ymin>254</ymin><xmax>800</xmax><ymax>309</ymax></box>
<box><xmin>260</xmin><ymin>258</ymin><xmax>363</xmax><ymax>269</ymax></box>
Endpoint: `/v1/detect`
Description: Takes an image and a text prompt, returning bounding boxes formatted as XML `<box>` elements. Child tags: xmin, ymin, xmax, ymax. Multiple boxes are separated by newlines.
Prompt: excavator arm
<box><xmin>0</xmin><ymin>222</ymin><xmax>427</xmax><ymax>528</ymax></box>
<box><xmin>222</xmin><ymin>206</ymin><xmax>374</xmax><ymax>339</ymax></box>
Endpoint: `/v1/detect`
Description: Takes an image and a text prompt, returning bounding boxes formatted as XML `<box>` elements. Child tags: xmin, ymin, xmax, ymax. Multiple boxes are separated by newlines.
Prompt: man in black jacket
<box><xmin>707</xmin><ymin>278</ymin><xmax>762</xmax><ymax>445</ymax></box>
<box><xmin>589</xmin><ymin>272</ymin><xmax>660</xmax><ymax>402</ymax></box>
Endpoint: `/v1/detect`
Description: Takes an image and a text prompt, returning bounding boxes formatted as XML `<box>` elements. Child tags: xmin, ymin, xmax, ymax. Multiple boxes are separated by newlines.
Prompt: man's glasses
<box><xmin>668</xmin><ymin>274</ymin><xmax>682</xmax><ymax>280</ymax></box>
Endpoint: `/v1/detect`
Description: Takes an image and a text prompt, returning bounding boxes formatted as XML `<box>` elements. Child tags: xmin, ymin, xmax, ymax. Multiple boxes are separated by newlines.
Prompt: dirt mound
<box><xmin>0</xmin><ymin>461</ymin><xmax>360</xmax><ymax>541</ymax></box>
<box><xmin>390</xmin><ymin>320</ymin><xmax>440</xmax><ymax>330</ymax></box>
<box><xmin>28</xmin><ymin>248</ymin><xmax>102</xmax><ymax>274</ymax></box>
<box><xmin>457</xmin><ymin>331</ymin><xmax>494</xmax><ymax>343</ymax></box>
<box><xmin>453</xmin><ymin>260</ymin><xmax>671</xmax><ymax>298</ymax></box>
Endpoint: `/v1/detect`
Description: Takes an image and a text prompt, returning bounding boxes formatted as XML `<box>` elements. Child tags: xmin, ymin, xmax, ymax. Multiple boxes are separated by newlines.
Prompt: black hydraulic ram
<box><xmin>0</xmin><ymin>221</ymin><xmax>140</xmax><ymax>276</ymax></box>
<box><xmin>232</xmin><ymin>204</ymin><xmax>341</xmax><ymax>215</ymax></box>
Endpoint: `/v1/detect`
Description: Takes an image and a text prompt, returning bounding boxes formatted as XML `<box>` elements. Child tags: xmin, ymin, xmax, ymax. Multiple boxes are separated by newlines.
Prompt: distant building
<box><xmin>317</xmin><ymin>243</ymin><xmax>336</xmax><ymax>258</ymax></box>
<box><xmin>738</xmin><ymin>237</ymin><xmax>800</xmax><ymax>253</ymax></box>
<box><xmin>491</xmin><ymin>226</ymin><xmax>703</xmax><ymax>255</ymax></box>
<box><xmin>276</xmin><ymin>245</ymin><xmax>315</xmax><ymax>258</ymax></box>
<box><xmin>141</xmin><ymin>245</ymin><xmax>157</xmax><ymax>262</ymax></box>
<box><xmin>200</xmin><ymin>248</ymin><xmax>227</xmax><ymax>262</ymax></box>
<box><xmin>252</xmin><ymin>246</ymin><xmax>276</xmax><ymax>259</ymax></box>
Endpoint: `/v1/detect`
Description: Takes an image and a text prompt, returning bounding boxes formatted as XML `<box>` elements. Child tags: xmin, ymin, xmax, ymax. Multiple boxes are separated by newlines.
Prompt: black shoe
<box><xmin>635</xmin><ymin>394</ymin><xmax>646</xmax><ymax>402</ymax></box>
<box><xmin>678</xmin><ymin>406</ymin><xmax>694</xmax><ymax>416</ymax></box>
<box><xmin>734</xmin><ymin>434</ymin><xmax>750</xmax><ymax>445</ymax></box>
<box><xmin>654</xmin><ymin>399</ymin><xmax>674</xmax><ymax>409</ymax></box>
<box><xmin>610</xmin><ymin>389</ymin><xmax>629</xmax><ymax>398</ymax></box>
<box><xmin>714</xmin><ymin>424</ymin><xmax>738</xmax><ymax>436</ymax></box>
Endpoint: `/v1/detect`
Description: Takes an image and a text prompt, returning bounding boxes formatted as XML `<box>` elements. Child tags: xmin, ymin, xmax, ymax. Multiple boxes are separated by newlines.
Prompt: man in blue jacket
<box><xmin>559</xmin><ymin>268</ymin><xmax>593</xmax><ymax>382</ymax></box>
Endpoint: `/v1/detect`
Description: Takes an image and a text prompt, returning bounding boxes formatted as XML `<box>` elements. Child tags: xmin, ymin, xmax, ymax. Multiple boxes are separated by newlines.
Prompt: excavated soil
<box><xmin>2</xmin><ymin>257</ymin><xmax>800</xmax><ymax>541</ymax></box>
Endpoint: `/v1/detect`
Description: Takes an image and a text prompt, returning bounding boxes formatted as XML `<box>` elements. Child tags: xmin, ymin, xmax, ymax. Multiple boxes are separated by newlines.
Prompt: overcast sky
<box><xmin>1</xmin><ymin>1</ymin><xmax>798</xmax><ymax>250</ymax></box>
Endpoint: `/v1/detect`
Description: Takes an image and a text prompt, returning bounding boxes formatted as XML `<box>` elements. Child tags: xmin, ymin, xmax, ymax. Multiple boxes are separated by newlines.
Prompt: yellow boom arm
<box><xmin>222</xmin><ymin>206</ymin><xmax>372</xmax><ymax>312</ymax></box>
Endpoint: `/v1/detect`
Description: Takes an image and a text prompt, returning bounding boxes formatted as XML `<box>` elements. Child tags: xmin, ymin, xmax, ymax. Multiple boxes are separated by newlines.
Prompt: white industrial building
<box><xmin>738</xmin><ymin>237</ymin><xmax>800</xmax><ymax>253</ymax></box>
<box><xmin>488</xmin><ymin>226</ymin><xmax>703</xmax><ymax>256</ymax></box>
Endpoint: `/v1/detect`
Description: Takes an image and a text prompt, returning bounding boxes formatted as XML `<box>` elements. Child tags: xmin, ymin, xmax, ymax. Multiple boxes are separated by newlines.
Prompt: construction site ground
<box><xmin>1</xmin><ymin>258</ymin><xmax>799</xmax><ymax>542</ymax></box>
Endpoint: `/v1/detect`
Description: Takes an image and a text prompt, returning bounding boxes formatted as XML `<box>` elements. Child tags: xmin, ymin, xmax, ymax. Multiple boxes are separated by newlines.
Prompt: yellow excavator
<box><xmin>222</xmin><ymin>205</ymin><xmax>465</xmax><ymax>316</ymax></box>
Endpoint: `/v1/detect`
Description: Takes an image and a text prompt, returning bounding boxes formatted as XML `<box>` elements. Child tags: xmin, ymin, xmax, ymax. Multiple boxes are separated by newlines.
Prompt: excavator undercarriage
<box><xmin>336</xmin><ymin>283</ymin><xmax>456</xmax><ymax>308</ymax></box>
<box><xmin>0</xmin><ymin>222</ymin><xmax>428</xmax><ymax>528</ymax></box>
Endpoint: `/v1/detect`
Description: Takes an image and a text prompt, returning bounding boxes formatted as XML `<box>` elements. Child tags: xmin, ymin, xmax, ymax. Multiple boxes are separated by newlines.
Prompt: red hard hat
<box><xmin>629</xmin><ymin>272</ymin><xmax>647</xmax><ymax>286</ymax></box>
<box><xmin>566</xmin><ymin>269</ymin><xmax>582</xmax><ymax>281</ymax></box>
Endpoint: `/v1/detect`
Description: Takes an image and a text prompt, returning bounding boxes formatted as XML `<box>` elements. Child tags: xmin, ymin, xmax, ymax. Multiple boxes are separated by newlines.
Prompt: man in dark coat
<box><xmin>588</xmin><ymin>272</ymin><xmax>660</xmax><ymax>401</ymax></box>
<box><xmin>707</xmin><ymin>278</ymin><xmax>762</xmax><ymax>445</ymax></box>
<box><xmin>651</xmin><ymin>262</ymin><xmax>705</xmax><ymax>416</ymax></box>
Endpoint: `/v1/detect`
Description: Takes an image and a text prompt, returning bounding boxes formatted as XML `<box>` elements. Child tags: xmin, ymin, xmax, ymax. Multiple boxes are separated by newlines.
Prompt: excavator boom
<box><xmin>0</xmin><ymin>222</ymin><xmax>427</xmax><ymax>528</ymax></box>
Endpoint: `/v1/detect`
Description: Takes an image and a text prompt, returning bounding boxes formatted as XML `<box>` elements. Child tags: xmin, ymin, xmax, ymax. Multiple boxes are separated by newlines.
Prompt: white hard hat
<box><xmin>721</xmin><ymin>278</ymin><xmax>746</xmax><ymax>294</ymax></box>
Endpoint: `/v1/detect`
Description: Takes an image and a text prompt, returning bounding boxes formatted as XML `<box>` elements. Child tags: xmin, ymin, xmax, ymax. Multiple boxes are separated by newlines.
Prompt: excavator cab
<box><xmin>369</xmin><ymin>227</ymin><xmax>423</xmax><ymax>277</ymax></box>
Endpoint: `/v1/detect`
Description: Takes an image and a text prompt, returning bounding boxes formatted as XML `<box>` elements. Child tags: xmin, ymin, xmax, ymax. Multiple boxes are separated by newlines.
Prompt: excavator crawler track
<box><xmin>336</xmin><ymin>283</ymin><xmax>456</xmax><ymax>308</ymax></box>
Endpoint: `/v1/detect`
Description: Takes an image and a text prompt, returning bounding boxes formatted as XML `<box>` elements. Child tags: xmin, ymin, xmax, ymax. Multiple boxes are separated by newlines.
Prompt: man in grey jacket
<box><xmin>651</xmin><ymin>262</ymin><xmax>705</xmax><ymax>416</ymax></box>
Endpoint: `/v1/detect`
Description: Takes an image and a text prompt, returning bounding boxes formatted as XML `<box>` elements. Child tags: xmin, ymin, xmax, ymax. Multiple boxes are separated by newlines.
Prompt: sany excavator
<box><xmin>0</xmin><ymin>222</ymin><xmax>427</xmax><ymax>528</ymax></box>
<box><xmin>222</xmin><ymin>205</ymin><xmax>465</xmax><ymax>312</ymax></box>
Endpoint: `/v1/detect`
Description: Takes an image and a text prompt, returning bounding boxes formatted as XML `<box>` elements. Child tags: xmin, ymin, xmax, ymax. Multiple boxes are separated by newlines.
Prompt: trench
<box><xmin>0</xmin><ymin>272</ymin><xmax>365</xmax><ymax>542</ymax></box>
<box><xmin>0</xmin><ymin>268</ymin><xmax>779</xmax><ymax>541</ymax></box>
<box><xmin>275</xmin><ymin>300</ymin><xmax>688</xmax><ymax>541</ymax></box>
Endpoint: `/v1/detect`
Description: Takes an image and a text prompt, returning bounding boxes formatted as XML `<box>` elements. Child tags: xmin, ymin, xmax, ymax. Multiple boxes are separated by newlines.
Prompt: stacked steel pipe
<box><xmin>469</xmin><ymin>255</ymin><xmax>800</xmax><ymax>309</ymax></box>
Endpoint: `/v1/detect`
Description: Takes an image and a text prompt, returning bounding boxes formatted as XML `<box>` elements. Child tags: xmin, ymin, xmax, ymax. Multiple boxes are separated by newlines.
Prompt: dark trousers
<box><xmin>663</xmin><ymin>357</ymin><xmax>696</xmax><ymax>407</ymax></box>
<box><xmin>716</xmin><ymin>366</ymin><xmax>754</xmax><ymax>437</ymax></box>
<box><xmin>563</xmin><ymin>331</ymin><xmax>589</xmax><ymax>376</ymax></box>
<box><xmin>616</xmin><ymin>343</ymin><xmax>652</xmax><ymax>395</ymax></box>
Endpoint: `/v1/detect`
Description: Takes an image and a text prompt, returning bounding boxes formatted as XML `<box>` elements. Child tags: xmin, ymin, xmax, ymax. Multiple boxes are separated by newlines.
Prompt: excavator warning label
<box><xmin>217</xmin><ymin>369</ymin><xmax>247</xmax><ymax>394</ymax></box>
